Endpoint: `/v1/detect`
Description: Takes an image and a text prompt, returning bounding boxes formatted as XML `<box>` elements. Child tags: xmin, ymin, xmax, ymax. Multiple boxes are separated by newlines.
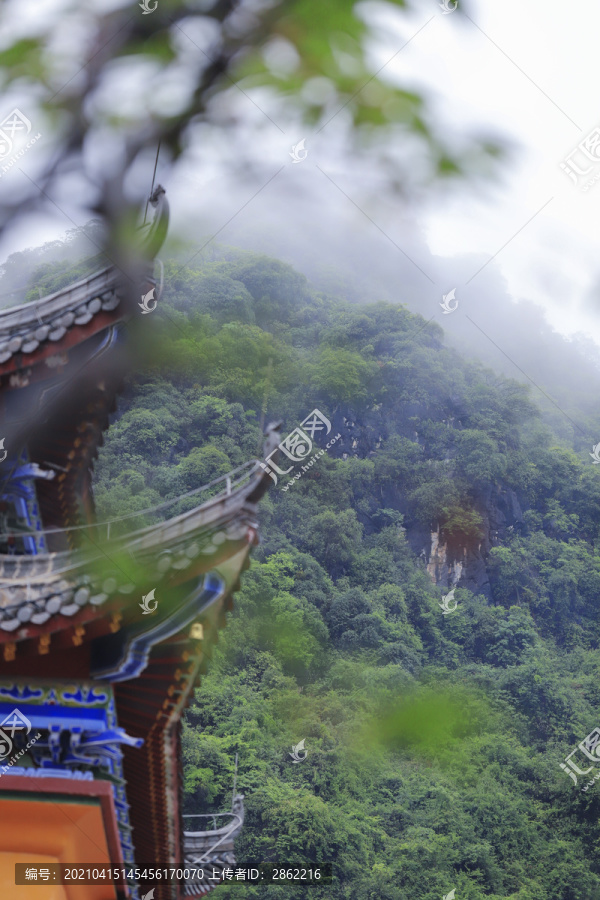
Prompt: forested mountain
<box><xmin>0</xmin><ymin>222</ymin><xmax>106</xmax><ymax>307</ymax></box>
<box><xmin>27</xmin><ymin>244</ymin><xmax>600</xmax><ymax>898</ymax></box>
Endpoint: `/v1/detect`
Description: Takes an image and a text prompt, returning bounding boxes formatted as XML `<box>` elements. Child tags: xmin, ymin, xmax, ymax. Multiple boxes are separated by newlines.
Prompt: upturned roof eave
<box><xmin>0</xmin><ymin>264</ymin><xmax>117</xmax><ymax>327</ymax></box>
<box><xmin>0</xmin><ymin>463</ymin><xmax>267</xmax><ymax>582</ymax></box>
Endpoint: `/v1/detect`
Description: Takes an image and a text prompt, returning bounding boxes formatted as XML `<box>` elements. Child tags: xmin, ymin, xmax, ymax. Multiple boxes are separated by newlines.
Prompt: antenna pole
<box><xmin>258</xmin><ymin>357</ymin><xmax>273</xmax><ymax>450</ymax></box>
<box><xmin>232</xmin><ymin>752</ymin><xmax>238</xmax><ymax>810</ymax></box>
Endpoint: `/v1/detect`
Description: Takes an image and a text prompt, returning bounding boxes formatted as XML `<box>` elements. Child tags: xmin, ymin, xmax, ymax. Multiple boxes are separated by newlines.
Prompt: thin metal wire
<box><xmin>0</xmin><ymin>459</ymin><xmax>261</xmax><ymax>541</ymax></box>
<box><xmin>143</xmin><ymin>142</ymin><xmax>161</xmax><ymax>226</ymax></box>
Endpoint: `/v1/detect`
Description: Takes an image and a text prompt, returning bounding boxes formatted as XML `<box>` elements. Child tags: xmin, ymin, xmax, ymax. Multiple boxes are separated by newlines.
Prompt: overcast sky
<box><xmin>398</xmin><ymin>0</ymin><xmax>600</xmax><ymax>341</ymax></box>
<box><xmin>2</xmin><ymin>0</ymin><xmax>600</xmax><ymax>348</ymax></box>
<box><xmin>163</xmin><ymin>0</ymin><xmax>600</xmax><ymax>343</ymax></box>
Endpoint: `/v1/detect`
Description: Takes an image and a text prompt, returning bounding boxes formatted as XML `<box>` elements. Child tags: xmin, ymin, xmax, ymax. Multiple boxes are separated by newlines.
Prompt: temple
<box><xmin>0</xmin><ymin>189</ymin><xmax>274</xmax><ymax>899</ymax></box>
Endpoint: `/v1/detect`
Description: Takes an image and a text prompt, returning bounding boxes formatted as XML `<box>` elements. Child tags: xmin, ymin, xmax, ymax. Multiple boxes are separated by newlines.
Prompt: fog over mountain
<box><xmin>4</xmin><ymin>182</ymin><xmax>599</xmax><ymax>461</ymax></box>
<box><xmin>162</xmin><ymin>175</ymin><xmax>600</xmax><ymax>449</ymax></box>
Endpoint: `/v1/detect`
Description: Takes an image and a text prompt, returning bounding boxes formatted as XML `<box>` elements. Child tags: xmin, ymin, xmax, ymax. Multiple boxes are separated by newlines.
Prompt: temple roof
<box><xmin>0</xmin><ymin>186</ymin><xmax>272</xmax><ymax>897</ymax></box>
<box><xmin>182</xmin><ymin>796</ymin><xmax>245</xmax><ymax>896</ymax></box>
<box><xmin>0</xmin><ymin>183</ymin><xmax>167</xmax><ymax>375</ymax></box>
<box><xmin>0</xmin><ymin>459</ymin><xmax>269</xmax><ymax>640</ymax></box>
<box><xmin>0</xmin><ymin>265</ymin><xmax>121</xmax><ymax>367</ymax></box>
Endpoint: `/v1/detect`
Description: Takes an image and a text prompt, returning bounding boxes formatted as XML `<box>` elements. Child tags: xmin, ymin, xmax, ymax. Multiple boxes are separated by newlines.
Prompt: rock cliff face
<box><xmin>329</xmin><ymin>406</ymin><xmax>526</xmax><ymax>599</ymax></box>
<box><xmin>413</xmin><ymin>486</ymin><xmax>524</xmax><ymax>595</ymax></box>
<box><xmin>425</xmin><ymin>527</ymin><xmax>465</xmax><ymax>590</ymax></box>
